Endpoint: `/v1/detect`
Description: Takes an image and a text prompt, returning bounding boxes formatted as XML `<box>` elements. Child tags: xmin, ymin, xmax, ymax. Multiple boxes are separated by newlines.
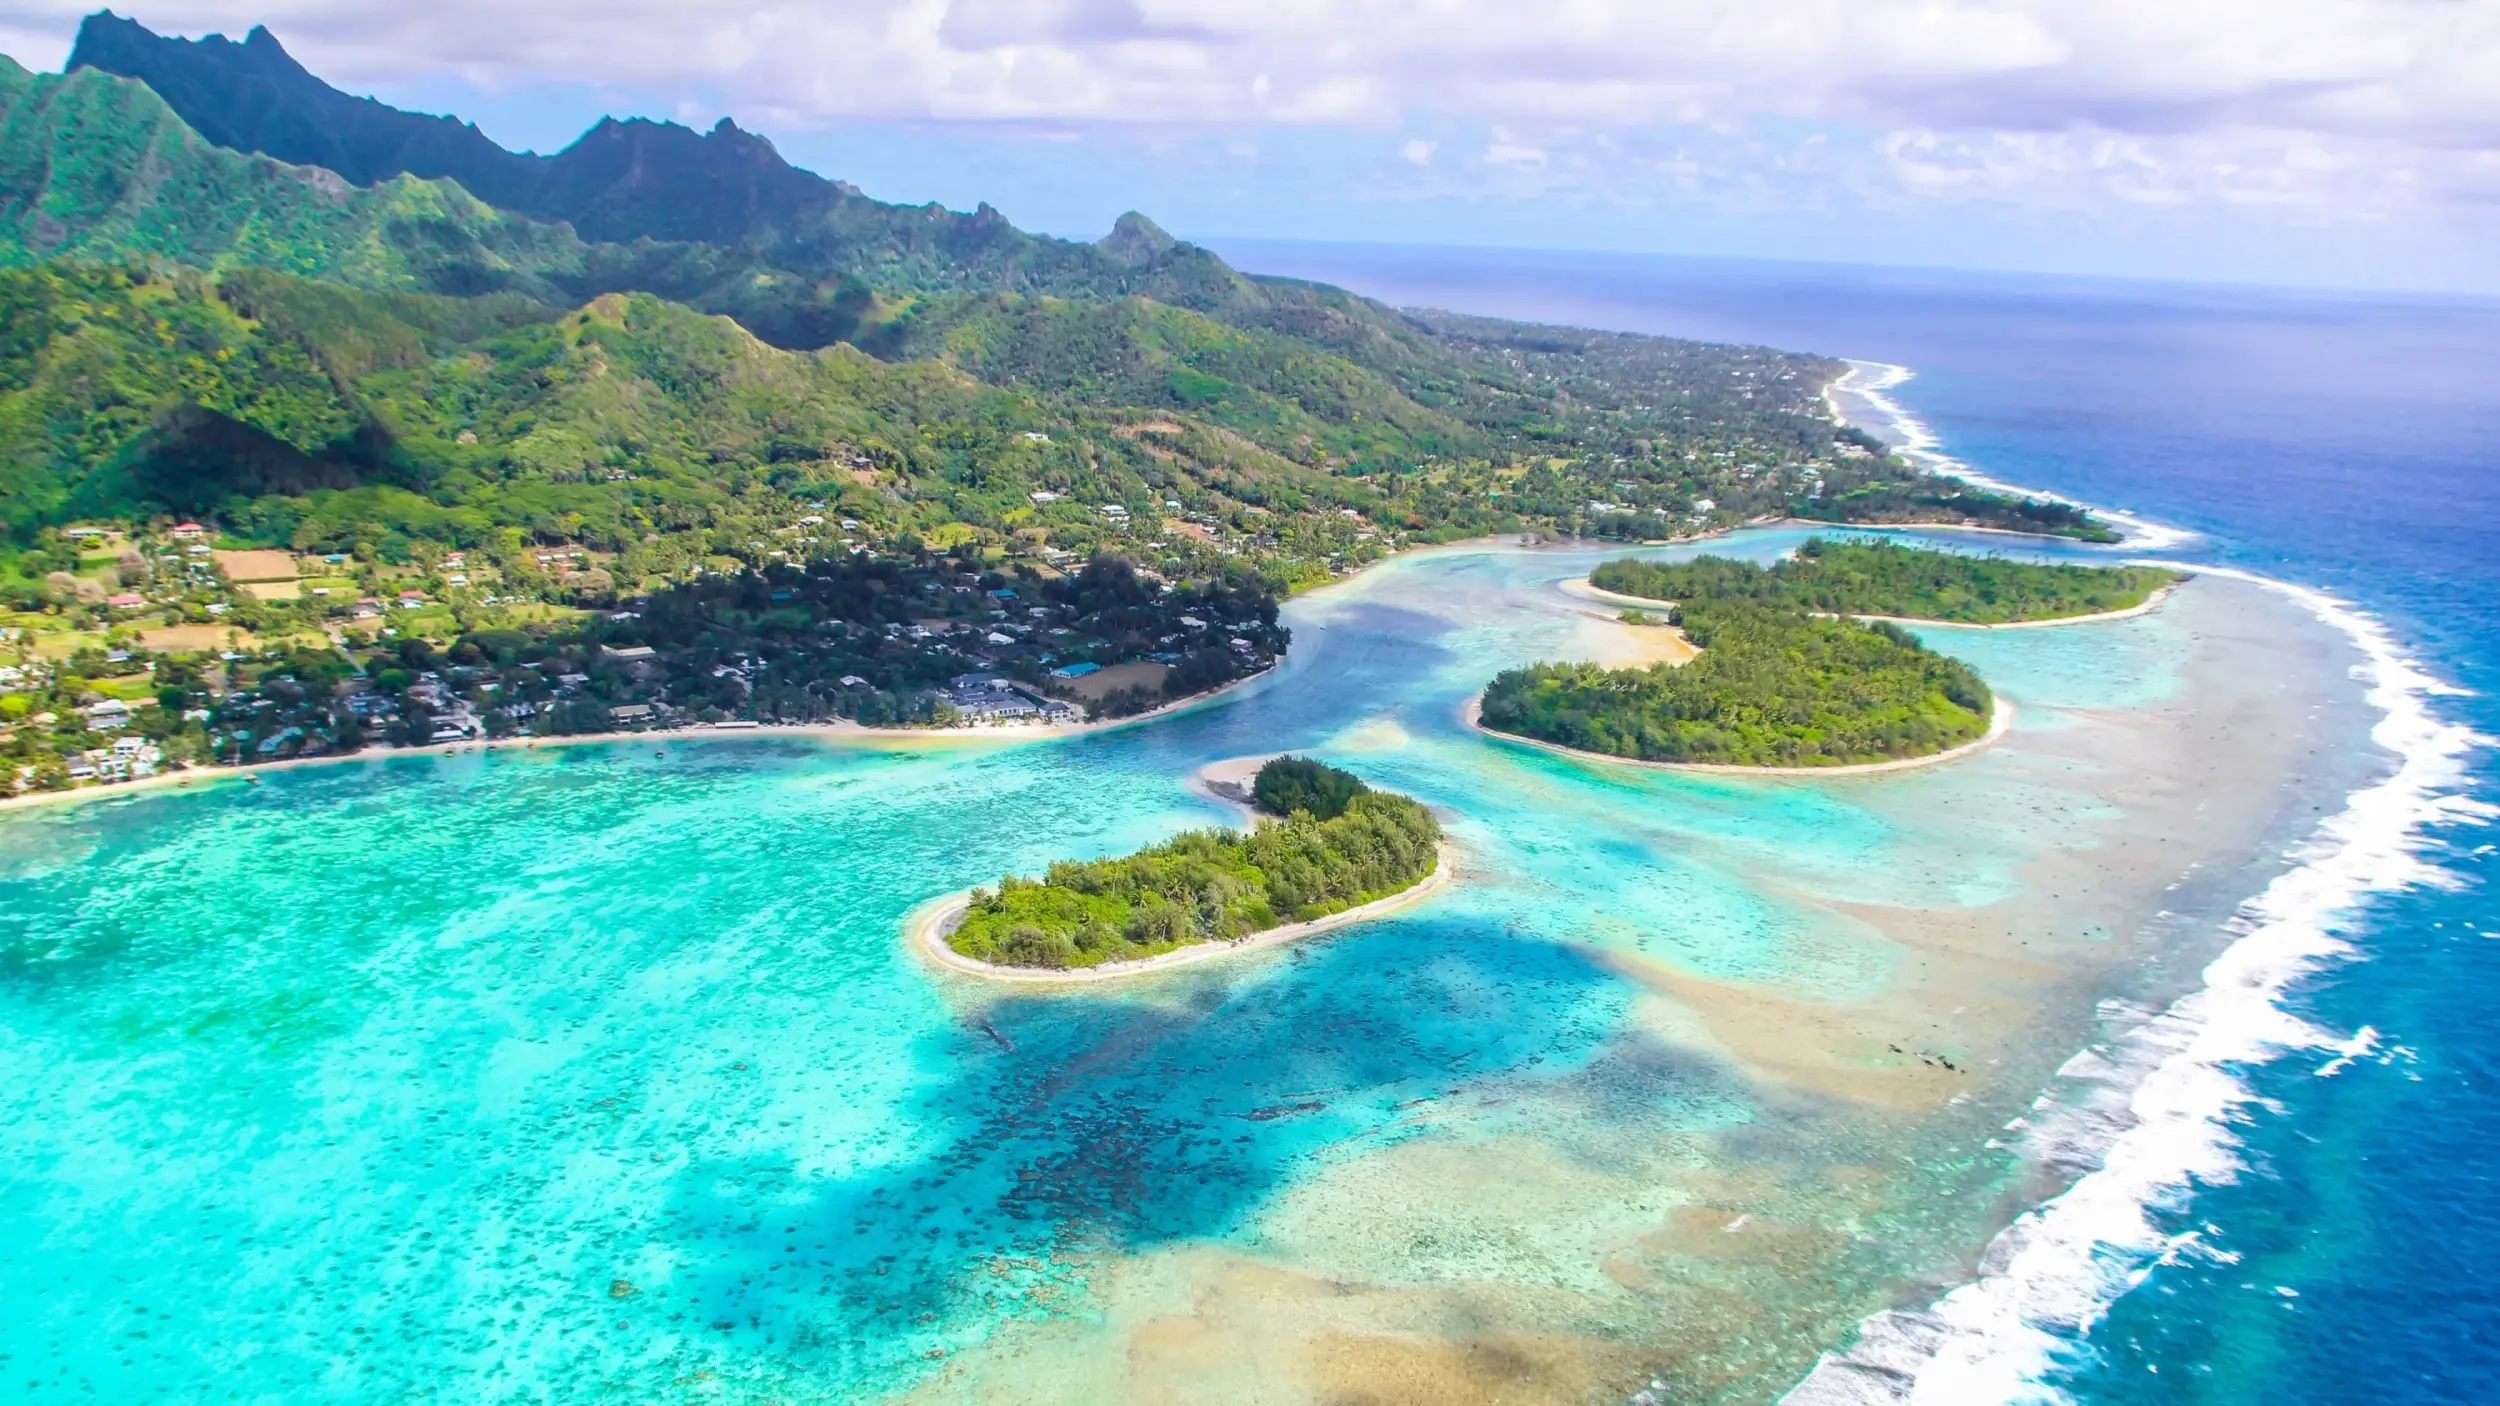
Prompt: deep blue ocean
<box><xmin>1211</xmin><ymin>240</ymin><xmax>2500</xmax><ymax>1404</ymax></box>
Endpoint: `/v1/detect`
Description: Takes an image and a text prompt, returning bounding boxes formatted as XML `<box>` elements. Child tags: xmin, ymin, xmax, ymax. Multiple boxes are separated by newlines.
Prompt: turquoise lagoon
<box><xmin>0</xmin><ymin>532</ymin><xmax>2379</xmax><ymax>1404</ymax></box>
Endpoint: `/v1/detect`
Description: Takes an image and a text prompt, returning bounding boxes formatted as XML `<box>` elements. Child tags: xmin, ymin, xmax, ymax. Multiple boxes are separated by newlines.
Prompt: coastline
<box><xmin>1</xmin><ymin>242</ymin><xmax>2471</xmax><ymax>1406</ymax></box>
<box><xmin>1187</xmin><ymin>753</ymin><xmax>1279</xmax><ymax>824</ymax></box>
<box><xmin>1</xmin><ymin>364</ymin><xmax>2161</xmax><ymax>828</ymax></box>
<box><xmin>1563</xmin><ymin>573</ymin><xmax>2182</xmax><ymax>630</ymax></box>
<box><xmin>0</xmin><ymin>762</ymin><xmax>250</xmax><ymax>816</ymax></box>
<box><xmin>1822</xmin><ymin>360</ymin><xmax>2192</xmax><ymax>552</ymax></box>
<box><xmin>5</xmin><ymin>498</ymin><xmax>2132</xmax><ymax>826</ymax></box>
<box><xmin>1783</xmin><ymin>567</ymin><xmax>2465</xmax><ymax>1404</ymax></box>
<box><xmin>905</xmin><ymin>839</ymin><xmax>1458</xmax><ymax>986</ymax></box>
<box><xmin>0</xmin><ymin>662</ymin><xmax>1282</xmax><ymax>819</ymax></box>
<box><xmin>1465</xmin><ymin>692</ymin><xmax>2016</xmax><ymax>778</ymax></box>
<box><xmin>1773</xmin><ymin>515</ymin><xmax>2125</xmax><ymax>545</ymax></box>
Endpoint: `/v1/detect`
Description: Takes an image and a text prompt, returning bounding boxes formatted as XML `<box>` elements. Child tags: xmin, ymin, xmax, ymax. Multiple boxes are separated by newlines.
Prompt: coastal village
<box><xmin>1</xmin><ymin>510</ymin><xmax>1287</xmax><ymax>798</ymax></box>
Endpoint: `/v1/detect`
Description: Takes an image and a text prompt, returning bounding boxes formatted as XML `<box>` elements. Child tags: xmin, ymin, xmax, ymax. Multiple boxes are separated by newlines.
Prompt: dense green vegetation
<box><xmin>1477</xmin><ymin>599</ymin><xmax>1994</xmax><ymax>767</ymax></box>
<box><xmin>1790</xmin><ymin>469</ymin><xmax>2118</xmax><ymax>542</ymax></box>
<box><xmin>1</xmin><ymin>21</ymin><xmax>2126</xmax><ymax>798</ymax></box>
<box><xmin>62</xmin><ymin>17</ymin><xmax>1263</xmax><ymax>316</ymax></box>
<box><xmin>949</xmin><ymin>758</ymin><xmax>1441</xmax><ymax>969</ymax></box>
<box><xmin>0</xmin><ymin>260</ymin><xmax>2006</xmax><ymax>593</ymax></box>
<box><xmin>0</xmin><ymin>266</ymin><xmax>1397</xmax><ymax>576</ymax></box>
<box><xmin>1251</xmin><ymin>754</ymin><xmax>1371</xmax><ymax>820</ymax></box>
<box><xmin>0</xmin><ymin>42</ymin><xmax>2107</xmax><ymax>562</ymax></box>
<box><xmin>1590</xmin><ymin>538</ymin><xmax>2182</xmax><ymax>624</ymax></box>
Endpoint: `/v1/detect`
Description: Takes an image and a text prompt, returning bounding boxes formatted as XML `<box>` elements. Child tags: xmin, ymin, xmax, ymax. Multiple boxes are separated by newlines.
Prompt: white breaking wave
<box><xmin>1826</xmin><ymin>361</ymin><xmax>2200</xmax><ymax>554</ymax></box>
<box><xmin>1781</xmin><ymin>378</ymin><xmax>2493</xmax><ymax>1405</ymax></box>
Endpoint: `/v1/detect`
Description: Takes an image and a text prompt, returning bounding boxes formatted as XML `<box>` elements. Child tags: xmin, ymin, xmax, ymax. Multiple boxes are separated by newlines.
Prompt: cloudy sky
<box><xmin>5</xmin><ymin>1</ymin><xmax>2496</xmax><ymax>292</ymax></box>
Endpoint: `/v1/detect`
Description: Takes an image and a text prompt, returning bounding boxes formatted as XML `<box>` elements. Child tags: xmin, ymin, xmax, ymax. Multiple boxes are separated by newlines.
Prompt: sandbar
<box><xmin>1189</xmin><ymin>753</ymin><xmax>1280</xmax><ymax>822</ymax></box>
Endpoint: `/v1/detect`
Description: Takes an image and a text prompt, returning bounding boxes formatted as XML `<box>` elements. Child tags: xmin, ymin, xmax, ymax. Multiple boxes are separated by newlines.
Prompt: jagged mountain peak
<box><xmin>1099</xmin><ymin>211</ymin><xmax>1178</xmax><ymax>266</ymax></box>
<box><xmin>76</xmin><ymin>12</ymin><xmax>336</xmax><ymax>103</ymax></box>
<box><xmin>36</xmin><ymin>12</ymin><xmax>1300</xmax><ymax>342</ymax></box>
<box><xmin>61</xmin><ymin>12</ymin><xmax>930</xmax><ymax>249</ymax></box>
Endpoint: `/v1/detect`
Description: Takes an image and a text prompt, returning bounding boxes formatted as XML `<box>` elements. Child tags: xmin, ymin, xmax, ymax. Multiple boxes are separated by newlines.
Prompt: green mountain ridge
<box><xmin>0</xmin><ymin>264</ymin><xmax>1392</xmax><ymax>557</ymax></box>
<box><xmin>67</xmin><ymin>11</ymin><xmax>1222</xmax><ymax>277</ymax></box>
<box><xmin>0</xmin><ymin>20</ymin><xmax>2111</xmax><ymax>594</ymax></box>
<box><xmin>0</xmin><ymin>52</ymin><xmax>1916</xmax><ymax>560</ymax></box>
<box><xmin>0</xmin><ymin>55</ymin><xmax>1269</xmax><ymax>354</ymax></box>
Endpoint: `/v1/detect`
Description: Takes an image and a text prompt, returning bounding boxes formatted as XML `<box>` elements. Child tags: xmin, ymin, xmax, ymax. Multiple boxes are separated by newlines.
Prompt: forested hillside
<box><xmin>0</xmin><ymin>266</ymin><xmax>1418</xmax><ymax>578</ymax></box>
<box><xmin>65</xmin><ymin>13</ymin><xmax>1254</xmax><ymax>298</ymax></box>
<box><xmin>0</xmin><ymin>14</ymin><xmax>2126</xmax><ymax>795</ymax></box>
<box><xmin>0</xmin><ymin>16</ymin><xmax>2111</xmax><ymax>564</ymax></box>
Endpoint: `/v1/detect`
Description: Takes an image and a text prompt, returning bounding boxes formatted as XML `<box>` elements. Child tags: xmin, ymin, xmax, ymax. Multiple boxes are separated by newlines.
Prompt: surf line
<box><xmin>1788</xmin><ymin>360</ymin><xmax>2489</xmax><ymax>1403</ymax></box>
<box><xmin>1777</xmin><ymin>581</ymin><xmax>2487</xmax><ymax>1392</ymax></box>
<box><xmin>1827</xmin><ymin>360</ymin><xmax>2198</xmax><ymax>554</ymax></box>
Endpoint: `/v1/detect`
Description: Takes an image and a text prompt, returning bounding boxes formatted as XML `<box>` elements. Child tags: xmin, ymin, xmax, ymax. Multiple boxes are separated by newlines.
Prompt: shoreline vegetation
<box><xmin>1476</xmin><ymin>540</ymin><xmax>2176</xmax><ymax>771</ymax></box>
<box><xmin>910</xmin><ymin>845</ymin><xmax>1456</xmax><ymax>984</ymax></box>
<box><xmin>924</xmin><ymin>756</ymin><xmax>1446</xmax><ymax>976</ymax></box>
<box><xmin>1</xmin><ymin>25</ymin><xmax>2137</xmax><ymax>812</ymax></box>
<box><xmin>1588</xmin><ymin>536</ymin><xmax>2183</xmax><ymax>625</ymax></box>
<box><xmin>1565</xmin><ymin>574</ymin><xmax>2179</xmax><ymax>630</ymax></box>
<box><xmin>0</xmin><ymin>658</ymin><xmax>1277</xmax><ymax>817</ymax></box>
<box><xmin>1480</xmin><ymin>599</ymin><xmax>1996</xmax><ymax>767</ymax></box>
<box><xmin>2</xmin><ymin>527</ymin><xmax>2183</xmax><ymax>819</ymax></box>
<box><xmin>1467</xmin><ymin>691</ymin><xmax>2017</xmax><ymax>777</ymax></box>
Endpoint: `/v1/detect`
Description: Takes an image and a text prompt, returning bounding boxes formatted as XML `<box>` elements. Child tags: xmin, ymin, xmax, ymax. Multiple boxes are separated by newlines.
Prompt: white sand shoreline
<box><xmin>4</xmin><ymin>510</ymin><xmax>2162</xmax><ymax>823</ymax></box>
<box><xmin>904</xmin><ymin>840</ymin><xmax>1458</xmax><ymax>985</ymax></box>
<box><xmin>1466</xmin><ymin>693</ymin><xmax>2016</xmax><ymax>778</ymax></box>
<box><xmin>1822</xmin><ymin>359</ymin><xmax>2192</xmax><ymax>552</ymax></box>
<box><xmin>1186</xmin><ymin>753</ymin><xmax>1280</xmax><ymax>824</ymax></box>
<box><xmin>0</xmin><ymin>664</ymin><xmax>1280</xmax><ymax>819</ymax></box>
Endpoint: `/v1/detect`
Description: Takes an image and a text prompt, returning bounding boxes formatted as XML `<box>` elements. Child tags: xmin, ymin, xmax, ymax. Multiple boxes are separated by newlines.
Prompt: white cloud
<box><xmin>14</xmin><ymin>0</ymin><xmax>2485</xmax><ymax>137</ymax></box>
<box><xmin>3</xmin><ymin>0</ymin><xmax>2496</xmax><ymax>222</ymax></box>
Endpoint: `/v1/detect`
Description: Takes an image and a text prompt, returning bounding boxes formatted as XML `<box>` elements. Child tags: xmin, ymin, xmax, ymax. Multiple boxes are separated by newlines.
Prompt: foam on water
<box><xmin>1782</xmin><ymin>432</ymin><xmax>2490</xmax><ymax>1404</ymax></box>
<box><xmin>1830</xmin><ymin>362</ymin><xmax>2200</xmax><ymax>555</ymax></box>
<box><xmin>0</xmin><ymin>515</ymin><xmax>2400</xmax><ymax>1402</ymax></box>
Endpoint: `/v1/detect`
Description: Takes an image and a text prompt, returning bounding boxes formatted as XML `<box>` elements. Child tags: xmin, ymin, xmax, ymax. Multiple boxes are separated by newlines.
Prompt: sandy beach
<box><xmin>0</xmin><ymin>662</ymin><xmax>1284</xmax><ymax>819</ymax></box>
<box><xmin>1558</xmin><ymin>583</ymin><xmax>1702</xmax><ymax>668</ymax></box>
<box><xmin>886</xmin><ymin>572</ymin><xmax>2388</xmax><ymax>1406</ymax></box>
<box><xmin>1560</xmin><ymin>575</ymin><xmax>1690</xmax><ymax>612</ymax></box>
<box><xmin>1188</xmin><ymin>752</ymin><xmax>1280</xmax><ymax>821</ymax></box>
<box><xmin>905</xmin><ymin>840</ymin><xmax>1458</xmax><ymax>985</ymax></box>
<box><xmin>1831</xmin><ymin>579</ymin><xmax>2180</xmax><ymax>629</ymax></box>
<box><xmin>0</xmin><ymin>531</ymin><xmax>2396</xmax><ymax>1406</ymax></box>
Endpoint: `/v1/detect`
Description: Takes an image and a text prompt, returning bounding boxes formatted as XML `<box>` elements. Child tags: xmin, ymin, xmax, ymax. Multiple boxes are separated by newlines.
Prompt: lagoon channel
<box><xmin>0</xmin><ymin>527</ymin><xmax>2384</xmax><ymax>1404</ymax></box>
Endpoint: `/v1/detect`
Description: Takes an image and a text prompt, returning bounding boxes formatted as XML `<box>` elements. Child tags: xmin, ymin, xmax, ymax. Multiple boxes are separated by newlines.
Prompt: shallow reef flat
<box><xmin>0</xmin><ymin>534</ymin><xmax>2380</xmax><ymax>1405</ymax></box>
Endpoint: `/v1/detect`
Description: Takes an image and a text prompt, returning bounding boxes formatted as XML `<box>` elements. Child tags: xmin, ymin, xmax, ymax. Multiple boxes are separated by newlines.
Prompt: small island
<box><xmin>1588</xmin><ymin>536</ymin><xmax>2182</xmax><ymax>625</ymax></box>
<box><xmin>925</xmin><ymin>756</ymin><xmax>1445</xmax><ymax>976</ymax></box>
<box><xmin>1481</xmin><ymin>601</ymin><xmax>1996</xmax><ymax>768</ymax></box>
<box><xmin>1480</xmin><ymin>541</ymin><xmax>2174</xmax><ymax>769</ymax></box>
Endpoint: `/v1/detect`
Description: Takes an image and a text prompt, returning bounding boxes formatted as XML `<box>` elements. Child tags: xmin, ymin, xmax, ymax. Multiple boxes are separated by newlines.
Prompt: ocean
<box><xmin>1212</xmin><ymin>239</ymin><xmax>2500</xmax><ymax>1403</ymax></box>
<box><xmin>1</xmin><ymin>244</ymin><xmax>2493</xmax><ymax>1405</ymax></box>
